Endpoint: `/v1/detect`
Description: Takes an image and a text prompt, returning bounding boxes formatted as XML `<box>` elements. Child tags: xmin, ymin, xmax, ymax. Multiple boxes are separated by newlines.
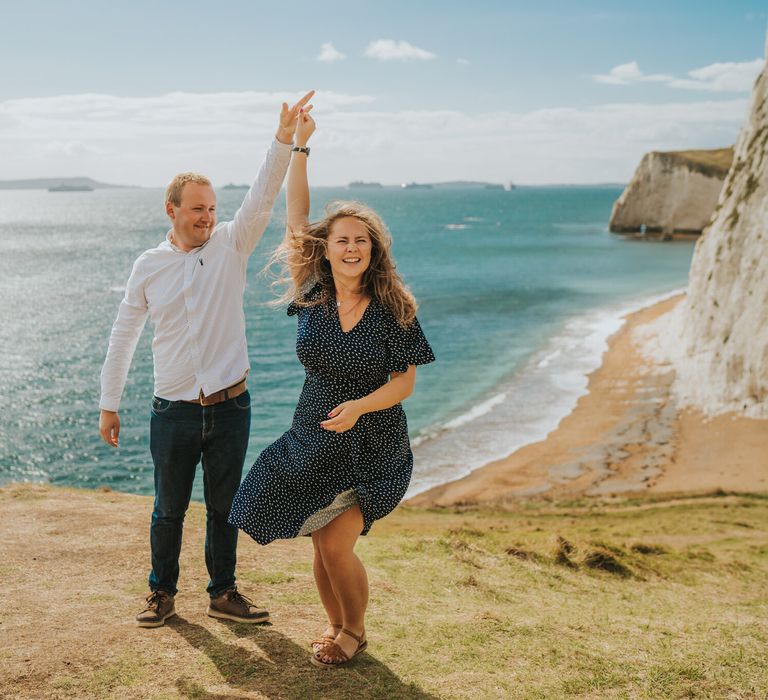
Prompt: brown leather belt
<box><xmin>183</xmin><ymin>379</ymin><xmax>248</xmax><ymax>406</ymax></box>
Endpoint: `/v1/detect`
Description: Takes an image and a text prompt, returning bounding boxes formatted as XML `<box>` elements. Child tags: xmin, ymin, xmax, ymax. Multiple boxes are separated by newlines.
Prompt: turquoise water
<box><xmin>0</xmin><ymin>186</ymin><xmax>695</xmax><ymax>498</ymax></box>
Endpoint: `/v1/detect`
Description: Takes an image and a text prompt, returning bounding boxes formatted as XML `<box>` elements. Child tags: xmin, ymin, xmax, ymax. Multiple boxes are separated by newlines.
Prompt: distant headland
<box><xmin>0</xmin><ymin>177</ymin><xmax>134</xmax><ymax>190</ymax></box>
<box><xmin>346</xmin><ymin>180</ymin><xmax>515</xmax><ymax>190</ymax></box>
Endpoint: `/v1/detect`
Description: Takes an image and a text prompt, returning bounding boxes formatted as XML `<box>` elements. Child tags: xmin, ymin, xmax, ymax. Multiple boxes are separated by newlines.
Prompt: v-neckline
<box><xmin>336</xmin><ymin>297</ymin><xmax>372</xmax><ymax>335</ymax></box>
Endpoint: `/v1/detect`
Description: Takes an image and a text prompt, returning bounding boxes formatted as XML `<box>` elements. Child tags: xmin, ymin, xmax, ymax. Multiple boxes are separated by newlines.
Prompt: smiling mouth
<box><xmin>342</xmin><ymin>257</ymin><xmax>361</xmax><ymax>263</ymax></box>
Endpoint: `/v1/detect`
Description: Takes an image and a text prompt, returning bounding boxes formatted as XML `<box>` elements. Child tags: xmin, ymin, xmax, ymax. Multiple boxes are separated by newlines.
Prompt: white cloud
<box><xmin>669</xmin><ymin>59</ymin><xmax>764</xmax><ymax>92</ymax></box>
<box><xmin>365</xmin><ymin>40</ymin><xmax>436</xmax><ymax>61</ymax></box>
<box><xmin>457</xmin><ymin>58</ymin><xmax>470</xmax><ymax>65</ymax></box>
<box><xmin>594</xmin><ymin>58</ymin><xmax>764</xmax><ymax>93</ymax></box>
<box><xmin>312</xmin><ymin>99</ymin><xmax>746</xmax><ymax>185</ymax></box>
<box><xmin>38</xmin><ymin>140</ymin><xmax>104</xmax><ymax>157</ymax></box>
<box><xmin>593</xmin><ymin>61</ymin><xmax>672</xmax><ymax>85</ymax></box>
<box><xmin>0</xmin><ymin>90</ymin><xmax>748</xmax><ymax>186</ymax></box>
<box><xmin>317</xmin><ymin>42</ymin><xmax>346</xmax><ymax>63</ymax></box>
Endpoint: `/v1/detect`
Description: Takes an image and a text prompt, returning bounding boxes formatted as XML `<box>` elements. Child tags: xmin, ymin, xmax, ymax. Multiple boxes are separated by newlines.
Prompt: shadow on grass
<box><xmin>169</xmin><ymin>617</ymin><xmax>439</xmax><ymax>700</ymax></box>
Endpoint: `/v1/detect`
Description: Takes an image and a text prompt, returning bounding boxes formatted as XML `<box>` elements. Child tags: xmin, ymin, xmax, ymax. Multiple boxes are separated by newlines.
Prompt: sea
<box><xmin>0</xmin><ymin>185</ymin><xmax>696</xmax><ymax>501</ymax></box>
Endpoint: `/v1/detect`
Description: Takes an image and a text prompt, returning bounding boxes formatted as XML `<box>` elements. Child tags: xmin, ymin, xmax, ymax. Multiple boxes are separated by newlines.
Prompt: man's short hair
<box><xmin>165</xmin><ymin>172</ymin><xmax>213</xmax><ymax>207</ymax></box>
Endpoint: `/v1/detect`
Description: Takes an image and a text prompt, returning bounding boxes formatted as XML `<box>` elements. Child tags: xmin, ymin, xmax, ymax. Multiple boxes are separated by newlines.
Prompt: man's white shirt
<box><xmin>99</xmin><ymin>139</ymin><xmax>291</xmax><ymax>412</ymax></box>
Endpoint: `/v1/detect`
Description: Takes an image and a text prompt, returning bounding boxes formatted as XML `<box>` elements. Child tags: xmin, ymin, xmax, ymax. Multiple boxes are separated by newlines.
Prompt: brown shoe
<box><xmin>136</xmin><ymin>590</ymin><xmax>176</xmax><ymax>628</ymax></box>
<box><xmin>207</xmin><ymin>587</ymin><xmax>269</xmax><ymax>624</ymax></box>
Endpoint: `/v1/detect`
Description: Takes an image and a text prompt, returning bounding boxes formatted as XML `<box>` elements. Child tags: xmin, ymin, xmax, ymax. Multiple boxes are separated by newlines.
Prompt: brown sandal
<box><xmin>310</xmin><ymin>627</ymin><xmax>367</xmax><ymax>669</ymax></box>
<box><xmin>310</xmin><ymin>623</ymin><xmax>342</xmax><ymax>653</ymax></box>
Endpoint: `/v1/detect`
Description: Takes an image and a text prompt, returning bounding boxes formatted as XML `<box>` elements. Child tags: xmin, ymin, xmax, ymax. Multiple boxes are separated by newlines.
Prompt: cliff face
<box><xmin>610</xmin><ymin>148</ymin><xmax>733</xmax><ymax>236</ymax></box>
<box><xmin>644</xmin><ymin>39</ymin><xmax>768</xmax><ymax>417</ymax></box>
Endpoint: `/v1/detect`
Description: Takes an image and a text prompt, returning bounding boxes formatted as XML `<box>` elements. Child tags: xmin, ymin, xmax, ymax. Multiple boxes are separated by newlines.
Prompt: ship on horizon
<box><xmin>348</xmin><ymin>180</ymin><xmax>383</xmax><ymax>189</ymax></box>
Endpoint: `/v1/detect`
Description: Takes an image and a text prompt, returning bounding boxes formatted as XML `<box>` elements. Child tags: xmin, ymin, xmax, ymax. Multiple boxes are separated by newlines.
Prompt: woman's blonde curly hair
<box><xmin>270</xmin><ymin>201</ymin><xmax>417</xmax><ymax>327</ymax></box>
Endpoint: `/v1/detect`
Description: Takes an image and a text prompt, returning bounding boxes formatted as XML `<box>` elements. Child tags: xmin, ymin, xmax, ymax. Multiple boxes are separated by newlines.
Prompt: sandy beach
<box><xmin>409</xmin><ymin>294</ymin><xmax>768</xmax><ymax>507</ymax></box>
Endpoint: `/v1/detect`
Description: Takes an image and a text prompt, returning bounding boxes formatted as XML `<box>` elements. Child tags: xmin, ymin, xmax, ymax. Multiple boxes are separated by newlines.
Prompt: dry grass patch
<box><xmin>1</xmin><ymin>484</ymin><xmax>767</xmax><ymax>698</ymax></box>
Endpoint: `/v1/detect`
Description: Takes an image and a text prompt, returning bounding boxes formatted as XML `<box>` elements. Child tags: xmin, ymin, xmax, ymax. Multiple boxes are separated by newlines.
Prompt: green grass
<box><xmin>355</xmin><ymin>494</ymin><xmax>768</xmax><ymax>698</ymax></box>
<box><xmin>4</xmin><ymin>487</ymin><xmax>768</xmax><ymax>699</ymax></box>
<box><xmin>661</xmin><ymin>147</ymin><xmax>734</xmax><ymax>177</ymax></box>
<box><xmin>50</xmin><ymin>652</ymin><xmax>149</xmax><ymax>697</ymax></box>
<box><xmin>239</xmin><ymin>570</ymin><xmax>297</xmax><ymax>586</ymax></box>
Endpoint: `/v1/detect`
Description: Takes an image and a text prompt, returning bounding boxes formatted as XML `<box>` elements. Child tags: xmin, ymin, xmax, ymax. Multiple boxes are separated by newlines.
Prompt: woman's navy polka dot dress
<box><xmin>229</xmin><ymin>283</ymin><xmax>435</xmax><ymax>545</ymax></box>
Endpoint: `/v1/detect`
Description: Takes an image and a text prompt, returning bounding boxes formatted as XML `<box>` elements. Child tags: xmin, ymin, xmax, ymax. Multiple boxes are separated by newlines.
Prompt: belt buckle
<box><xmin>199</xmin><ymin>389</ymin><xmax>216</xmax><ymax>407</ymax></box>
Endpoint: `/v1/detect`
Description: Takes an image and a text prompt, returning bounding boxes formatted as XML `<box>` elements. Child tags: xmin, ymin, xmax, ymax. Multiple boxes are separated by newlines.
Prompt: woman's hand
<box><xmin>320</xmin><ymin>400</ymin><xmax>363</xmax><ymax>433</ymax></box>
<box><xmin>276</xmin><ymin>90</ymin><xmax>314</xmax><ymax>144</ymax></box>
<box><xmin>295</xmin><ymin>106</ymin><xmax>316</xmax><ymax>147</ymax></box>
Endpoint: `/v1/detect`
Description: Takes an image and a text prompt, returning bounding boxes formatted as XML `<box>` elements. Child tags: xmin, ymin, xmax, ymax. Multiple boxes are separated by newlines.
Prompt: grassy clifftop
<box><xmin>2</xmin><ymin>484</ymin><xmax>767</xmax><ymax>699</ymax></box>
<box><xmin>654</xmin><ymin>147</ymin><xmax>735</xmax><ymax>178</ymax></box>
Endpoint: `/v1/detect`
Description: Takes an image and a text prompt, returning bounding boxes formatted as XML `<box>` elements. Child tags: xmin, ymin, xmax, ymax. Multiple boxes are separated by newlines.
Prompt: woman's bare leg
<box><xmin>315</xmin><ymin>506</ymin><xmax>368</xmax><ymax>660</ymax></box>
<box><xmin>311</xmin><ymin>531</ymin><xmax>343</xmax><ymax>638</ymax></box>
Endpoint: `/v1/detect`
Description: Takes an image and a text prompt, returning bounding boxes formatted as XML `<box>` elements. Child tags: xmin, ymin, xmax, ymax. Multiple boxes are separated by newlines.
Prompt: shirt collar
<box><xmin>165</xmin><ymin>229</ymin><xmax>210</xmax><ymax>254</ymax></box>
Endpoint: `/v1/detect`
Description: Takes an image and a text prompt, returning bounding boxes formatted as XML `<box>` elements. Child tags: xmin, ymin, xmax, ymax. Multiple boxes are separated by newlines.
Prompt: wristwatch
<box><xmin>292</xmin><ymin>146</ymin><xmax>310</xmax><ymax>156</ymax></box>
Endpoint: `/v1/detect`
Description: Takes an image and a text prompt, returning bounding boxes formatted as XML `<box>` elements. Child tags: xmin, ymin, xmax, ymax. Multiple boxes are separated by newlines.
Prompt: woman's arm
<box><xmin>320</xmin><ymin>366</ymin><xmax>417</xmax><ymax>433</ymax></box>
<box><xmin>285</xmin><ymin>107</ymin><xmax>315</xmax><ymax>233</ymax></box>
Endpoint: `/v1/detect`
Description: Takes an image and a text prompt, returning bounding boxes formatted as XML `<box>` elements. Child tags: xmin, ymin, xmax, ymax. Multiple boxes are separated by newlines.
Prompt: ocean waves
<box><xmin>407</xmin><ymin>289</ymin><xmax>686</xmax><ymax>497</ymax></box>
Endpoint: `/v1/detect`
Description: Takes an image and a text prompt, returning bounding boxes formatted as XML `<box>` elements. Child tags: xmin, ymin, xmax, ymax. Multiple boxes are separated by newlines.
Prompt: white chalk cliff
<box><xmin>641</xmin><ymin>35</ymin><xmax>768</xmax><ymax>417</ymax></box>
<box><xmin>610</xmin><ymin>148</ymin><xmax>733</xmax><ymax>235</ymax></box>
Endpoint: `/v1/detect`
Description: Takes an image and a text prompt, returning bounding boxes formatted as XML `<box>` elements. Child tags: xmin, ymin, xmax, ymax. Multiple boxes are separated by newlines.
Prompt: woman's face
<box><xmin>326</xmin><ymin>217</ymin><xmax>373</xmax><ymax>285</ymax></box>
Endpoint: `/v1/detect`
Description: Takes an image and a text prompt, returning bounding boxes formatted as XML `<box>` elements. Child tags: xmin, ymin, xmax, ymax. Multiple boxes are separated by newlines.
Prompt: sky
<box><xmin>1</xmin><ymin>0</ymin><xmax>766</xmax><ymax>186</ymax></box>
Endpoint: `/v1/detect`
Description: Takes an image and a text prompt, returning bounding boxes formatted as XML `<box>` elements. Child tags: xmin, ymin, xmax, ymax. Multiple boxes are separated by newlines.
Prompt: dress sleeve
<box><xmin>287</xmin><ymin>281</ymin><xmax>323</xmax><ymax>316</ymax></box>
<box><xmin>385</xmin><ymin>316</ymin><xmax>436</xmax><ymax>373</ymax></box>
<box><xmin>287</xmin><ymin>300</ymin><xmax>301</xmax><ymax>317</ymax></box>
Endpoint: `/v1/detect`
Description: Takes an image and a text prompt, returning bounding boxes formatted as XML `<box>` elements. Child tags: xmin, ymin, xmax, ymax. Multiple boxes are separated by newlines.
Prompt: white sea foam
<box><xmin>407</xmin><ymin>287</ymin><xmax>686</xmax><ymax>497</ymax></box>
<box><xmin>536</xmin><ymin>348</ymin><xmax>561</xmax><ymax>368</ymax></box>
<box><xmin>442</xmin><ymin>393</ymin><xmax>508</xmax><ymax>430</ymax></box>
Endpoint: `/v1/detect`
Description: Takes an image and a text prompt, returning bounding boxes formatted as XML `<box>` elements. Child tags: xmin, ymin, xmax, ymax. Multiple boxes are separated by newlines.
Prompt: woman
<box><xmin>229</xmin><ymin>107</ymin><xmax>434</xmax><ymax>668</ymax></box>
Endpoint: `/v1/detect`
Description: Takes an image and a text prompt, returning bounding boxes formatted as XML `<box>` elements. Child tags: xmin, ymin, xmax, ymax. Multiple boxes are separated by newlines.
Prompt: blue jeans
<box><xmin>148</xmin><ymin>391</ymin><xmax>251</xmax><ymax>597</ymax></box>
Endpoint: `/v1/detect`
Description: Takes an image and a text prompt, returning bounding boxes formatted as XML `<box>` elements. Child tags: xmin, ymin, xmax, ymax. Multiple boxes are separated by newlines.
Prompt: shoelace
<box><xmin>143</xmin><ymin>591</ymin><xmax>166</xmax><ymax>611</ymax></box>
<box><xmin>228</xmin><ymin>589</ymin><xmax>254</xmax><ymax>609</ymax></box>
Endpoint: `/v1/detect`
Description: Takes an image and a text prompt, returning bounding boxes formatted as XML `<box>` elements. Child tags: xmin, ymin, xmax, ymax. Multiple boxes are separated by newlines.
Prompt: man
<box><xmin>99</xmin><ymin>91</ymin><xmax>314</xmax><ymax>627</ymax></box>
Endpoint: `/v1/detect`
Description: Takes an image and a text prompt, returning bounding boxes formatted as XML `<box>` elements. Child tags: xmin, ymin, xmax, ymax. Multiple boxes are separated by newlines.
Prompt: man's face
<box><xmin>166</xmin><ymin>183</ymin><xmax>217</xmax><ymax>250</ymax></box>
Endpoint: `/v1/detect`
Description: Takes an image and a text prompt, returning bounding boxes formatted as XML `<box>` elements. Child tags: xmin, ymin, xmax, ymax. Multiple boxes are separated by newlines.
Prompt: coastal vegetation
<box><xmin>3</xmin><ymin>483</ymin><xmax>766</xmax><ymax>699</ymax></box>
<box><xmin>658</xmin><ymin>148</ymin><xmax>734</xmax><ymax>179</ymax></box>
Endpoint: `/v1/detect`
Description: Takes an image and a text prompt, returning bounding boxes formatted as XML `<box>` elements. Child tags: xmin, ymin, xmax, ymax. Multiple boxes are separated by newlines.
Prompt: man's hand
<box><xmin>276</xmin><ymin>90</ymin><xmax>315</xmax><ymax>145</ymax></box>
<box><xmin>99</xmin><ymin>409</ymin><xmax>120</xmax><ymax>448</ymax></box>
